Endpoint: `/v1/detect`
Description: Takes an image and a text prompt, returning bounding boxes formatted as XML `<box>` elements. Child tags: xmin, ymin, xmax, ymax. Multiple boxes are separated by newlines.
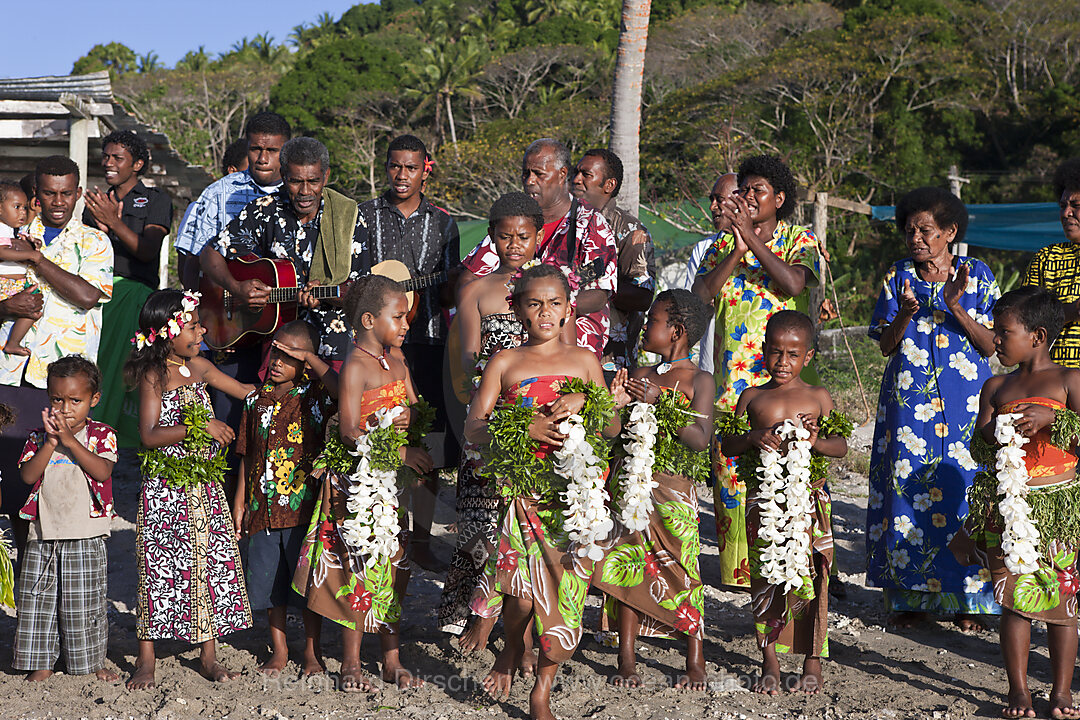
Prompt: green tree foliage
<box><xmin>72</xmin><ymin>42</ymin><xmax>137</xmax><ymax>76</ymax></box>
<box><xmin>270</xmin><ymin>37</ymin><xmax>408</xmax><ymax>130</ymax></box>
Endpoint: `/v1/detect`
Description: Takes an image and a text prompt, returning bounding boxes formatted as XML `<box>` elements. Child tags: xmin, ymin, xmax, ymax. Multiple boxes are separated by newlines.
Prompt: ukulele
<box><xmin>199</xmin><ymin>256</ymin><xmax>445</xmax><ymax>349</ymax></box>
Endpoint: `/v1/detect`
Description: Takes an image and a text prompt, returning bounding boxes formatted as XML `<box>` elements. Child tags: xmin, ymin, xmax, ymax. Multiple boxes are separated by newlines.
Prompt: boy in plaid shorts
<box><xmin>14</xmin><ymin>356</ymin><xmax>118</xmax><ymax>681</ymax></box>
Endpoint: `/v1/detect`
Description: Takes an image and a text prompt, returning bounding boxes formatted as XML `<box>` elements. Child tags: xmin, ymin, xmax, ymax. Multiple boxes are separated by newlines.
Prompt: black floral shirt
<box><xmin>212</xmin><ymin>189</ymin><xmax>371</xmax><ymax>360</ymax></box>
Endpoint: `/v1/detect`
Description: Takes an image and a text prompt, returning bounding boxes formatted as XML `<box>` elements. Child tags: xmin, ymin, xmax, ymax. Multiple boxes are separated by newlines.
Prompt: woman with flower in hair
<box><xmin>866</xmin><ymin>187</ymin><xmax>1000</xmax><ymax>630</ymax></box>
<box><xmin>123</xmin><ymin>289</ymin><xmax>255</xmax><ymax>690</ymax></box>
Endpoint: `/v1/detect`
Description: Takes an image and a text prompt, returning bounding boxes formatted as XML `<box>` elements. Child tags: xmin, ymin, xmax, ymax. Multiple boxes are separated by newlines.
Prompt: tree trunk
<box><xmin>609</xmin><ymin>0</ymin><xmax>652</xmax><ymax>216</ymax></box>
<box><xmin>446</xmin><ymin>93</ymin><xmax>458</xmax><ymax>147</ymax></box>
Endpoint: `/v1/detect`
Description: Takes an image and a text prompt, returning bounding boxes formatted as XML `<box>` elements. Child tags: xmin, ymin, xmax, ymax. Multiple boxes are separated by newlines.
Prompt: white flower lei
<box><xmin>340</xmin><ymin>405</ymin><xmax>405</xmax><ymax>567</ymax></box>
<box><xmin>755</xmin><ymin>419</ymin><xmax>815</xmax><ymax>593</ymax></box>
<box><xmin>555</xmin><ymin>413</ymin><xmax>613</xmax><ymax>561</ymax></box>
<box><xmin>994</xmin><ymin>413</ymin><xmax>1042</xmax><ymax>574</ymax></box>
<box><xmin>617</xmin><ymin>402</ymin><xmax>659</xmax><ymax>532</ymax></box>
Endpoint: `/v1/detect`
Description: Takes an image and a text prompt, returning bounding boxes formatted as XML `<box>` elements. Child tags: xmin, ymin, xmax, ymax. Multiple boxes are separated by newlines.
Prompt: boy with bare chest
<box><xmin>720</xmin><ymin>310</ymin><xmax>849</xmax><ymax>696</ymax></box>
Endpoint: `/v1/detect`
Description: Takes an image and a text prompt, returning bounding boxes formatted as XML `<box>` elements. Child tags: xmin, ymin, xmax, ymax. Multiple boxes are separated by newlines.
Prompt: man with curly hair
<box><xmin>83</xmin><ymin>129</ymin><xmax>173</xmax><ymax>446</ymax></box>
<box><xmin>691</xmin><ymin>154</ymin><xmax>822</xmax><ymax>589</ymax></box>
<box><xmin>1023</xmin><ymin>157</ymin><xmax>1080</xmax><ymax>368</ymax></box>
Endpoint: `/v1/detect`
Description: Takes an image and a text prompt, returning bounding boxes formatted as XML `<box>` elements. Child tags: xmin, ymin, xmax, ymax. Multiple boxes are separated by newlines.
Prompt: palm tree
<box><xmin>137</xmin><ymin>51</ymin><xmax>163</xmax><ymax>74</ymax></box>
<box><xmin>177</xmin><ymin>46</ymin><xmax>210</xmax><ymax>71</ymax></box>
<box><xmin>404</xmin><ymin>36</ymin><xmax>486</xmax><ymax>148</ymax></box>
<box><xmin>608</xmin><ymin>0</ymin><xmax>651</xmax><ymax>215</ymax></box>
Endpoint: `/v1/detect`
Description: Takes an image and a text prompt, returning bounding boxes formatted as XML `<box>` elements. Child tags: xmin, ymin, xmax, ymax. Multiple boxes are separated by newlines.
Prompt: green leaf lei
<box><xmin>315</xmin><ymin>398</ymin><xmax>433</xmax><ymax>478</ymax></box>
<box><xmin>139</xmin><ymin>401</ymin><xmax>229</xmax><ymax>489</ymax></box>
<box><xmin>483</xmin><ymin>378</ymin><xmax>615</xmax><ymax>502</ymax></box>
<box><xmin>966</xmin><ymin>410</ymin><xmax>1080</xmax><ymax>552</ymax></box>
<box><xmin>716</xmin><ymin>410</ymin><xmax>853</xmax><ymax>489</ymax></box>
<box><xmin>619</xmin><ymin>388</ymin><xmax>709</xmax><ymax>485</ymax></box>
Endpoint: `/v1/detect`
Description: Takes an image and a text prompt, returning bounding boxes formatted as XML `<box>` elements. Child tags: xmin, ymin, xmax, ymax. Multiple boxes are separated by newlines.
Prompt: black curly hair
<box><xmin>895</xmin><ymin>186</ymin><xmax>968</xmax><ymax>243</ymax></box>
<box><xmin>222</xmin><ymin>138</ymin><xmax>249</xmax><ymax>175</ymax></box>
<box><xmin>765</xmin><ymin>310</ymin><xmax>815</xmax><ymax>347</ymax></box>
<box><xmin>994</xmin><ymin>286</ymin><xmax>1066</xmax><ymax>346</ymax></box>
<box><xmin>101</xmin><ymin>130</ymin><xmax>150</xmax><ymax>174</ymax></box>
<box><xmin>1053</xmin><ymin>158</ymin><xmax>1080</xmax><ymax>200</ymax></box>
<box><xmin>48</xmin><ymin>355</ymin><xmax>102</xmax><ymax>395</ymax></box>
<box><xmin>580</xmin><ymin>148</ymin><xmax>624</xmax><ymax>196</ymax></box>
<box><xmin>386</xmin><ymin>134</ymin><xmax>427</xmax><ymax>163</ymax></box>
<box><xmin>243</xmin><ymin>111</ymin><xmax>291</xmax><ymax>140</ymax></box>
<box><xmin>124</xmin><ymin>289</ymin><xmax>191</xmax><ymax>388</ymax></box>
<box><xmin>35</xmin><ymin>155</ymin><xmax>79</xmax><ymax>188</ymax></box>
<box><xmin>344</xmin><ymin>274</ymin><xmax>405</xmax><ymax>330</ymax></box>
<box><xmin>654</xmin><ymin>289</ymin><xmax>711</xmax><ymax>347</ymax></box>
<box><xmin>510</xmin><ymin>263</ymin><xmax>571</xmax><ymax>307</ymax></box>
<box><xmin>0</xmin><ymin>402</ymin><xmax>14</xmax><ymax>430</ymax></box>
<box><xmin>737</xmin><ymin>155</ymin><xmax>798</xmax><ymax>221</ymax></box>
<box><xmin>489</xmin><ymin>191</ymin><xmax>544</xmax><ymax>233</ymax></box>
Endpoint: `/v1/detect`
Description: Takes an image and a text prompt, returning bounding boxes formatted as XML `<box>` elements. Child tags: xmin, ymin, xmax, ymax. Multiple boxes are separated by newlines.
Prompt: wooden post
<box><xmin>811</xmin><ymin>192</ymin><xmax>828</xmax><ymax>333</ymax></box>
<box><xmin>948</xmin><ymin>164</ymin><xmax>969</xmax><ymax>256</ymax></box>
<box><xmin>68</xmin><ymin>116</ymin><xmax>89</xmax><ymax>218</ymax></box>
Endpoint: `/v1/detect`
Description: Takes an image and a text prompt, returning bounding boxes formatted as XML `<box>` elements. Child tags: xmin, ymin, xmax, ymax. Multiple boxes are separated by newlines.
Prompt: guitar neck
<box><xmin>399</xmin><ymin>271</ymin><xmax>446</xmax><ymax>292</ymax></box>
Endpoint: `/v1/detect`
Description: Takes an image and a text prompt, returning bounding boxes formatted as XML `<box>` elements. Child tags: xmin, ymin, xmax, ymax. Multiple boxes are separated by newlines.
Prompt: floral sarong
<box><xmin>594</xmin><ymin>471</ymin><xmax>703</xmax><ymax>639</ymax></box>
<box><xmin>293</xmin><ymin>380</ymin><xmax>411</xmax><ymax>632</ymax></box>
<box><xmin>747</xmin><ymin>471</ymin><xmax>832</xmax><ymax>657</ymax></box>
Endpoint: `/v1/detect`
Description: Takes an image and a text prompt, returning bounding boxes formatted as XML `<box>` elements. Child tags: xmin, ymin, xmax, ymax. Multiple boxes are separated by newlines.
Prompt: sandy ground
<box><xmin>0</xmin><ymin>427</ymin><xmax>1072</xmax><ymax>720</ymax></box>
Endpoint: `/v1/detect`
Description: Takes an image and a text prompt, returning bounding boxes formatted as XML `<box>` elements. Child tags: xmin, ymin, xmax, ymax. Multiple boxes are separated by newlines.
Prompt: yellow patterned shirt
<box><xmin>1023</xmin><ymin>242</ymin><xmax>1080</xmax><ymax>368</ymax></box>
<box><xmin>0</xmin><ymin>217</ymin><xmax>113</xmax><ymax>388</ymax></box>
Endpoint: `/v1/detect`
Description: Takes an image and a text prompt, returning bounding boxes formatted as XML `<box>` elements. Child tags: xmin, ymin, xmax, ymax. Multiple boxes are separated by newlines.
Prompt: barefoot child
<box><xmin>13</xmin><ymin>356</ymin><xmax>119</xmax><ymax>682</ymax></box>
<box><xmin>953</xmin><ymin>287</ymin><xmax>1080</xmax><ymax>720</ymax></box>
<box><xmin>125</xmin><ymin>289</ymin><xmax>254</xmax><ymax>689</ymax></box>
<box><xmin>438</xmin><ymin>191</ymin><xmax>537</xmax><ymax>641</ymax></box>
<box><xmin>465</xmin><ymin>263</ymin><xmax>623</xmax><ymax>720</ymax></box>
<box><xmin>0</xmin><ymin>180</ymin><xmax>37</xmax><ymax>356</ymax></box>
<box><xmin>292</xmin><ymin>275</ymin><xmax>432</xmax><ymax>692</ymax></box>
<box><xmin>719</xmin><ymin>310</ymin><xmax>850</xmax><ymax>695</ymax></box>
<box><xmin>595</xmin><ymin>289</ymin><xmax>714</xmax><ymax>690</ymax></box>
<box><xmin>232</xmin><ymin>320</ymin><xmax>338</xmax><ymax>677</ymax></box>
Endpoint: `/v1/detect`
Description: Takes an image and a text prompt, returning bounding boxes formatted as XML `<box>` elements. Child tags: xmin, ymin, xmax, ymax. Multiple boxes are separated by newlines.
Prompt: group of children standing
<box><xmin>4</xmin><ymin>189</ymin><xmax>1078</xmax><ymax>720</ymax></box>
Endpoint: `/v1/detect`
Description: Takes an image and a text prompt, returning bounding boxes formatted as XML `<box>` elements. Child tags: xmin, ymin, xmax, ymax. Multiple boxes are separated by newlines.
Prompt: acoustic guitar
<box><xmin>199</xmin><ymin>256</ymin><xmax>445</xmax><ymax>349</ymax></box>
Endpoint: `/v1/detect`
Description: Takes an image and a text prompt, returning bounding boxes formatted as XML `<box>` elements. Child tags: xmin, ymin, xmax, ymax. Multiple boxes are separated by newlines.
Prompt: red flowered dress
<box><xmin>136</xmin><ymin>382</ymin><xmax>252</xmax><ymax>642</ymax></box>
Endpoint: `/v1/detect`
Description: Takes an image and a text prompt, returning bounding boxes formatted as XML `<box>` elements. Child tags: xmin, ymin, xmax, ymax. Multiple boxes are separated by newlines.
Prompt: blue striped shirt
<box><xmin>173</xmin><ymin>170</ymin><xmax>281</xmax><ymax>256</ymax></box>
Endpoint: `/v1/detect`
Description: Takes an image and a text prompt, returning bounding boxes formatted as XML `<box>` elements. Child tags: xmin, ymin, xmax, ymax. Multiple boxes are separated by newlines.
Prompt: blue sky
<box><xmin>2</xmin><ymin>0</ymin><xmax>363</xmax><ymax>79</ymax></box>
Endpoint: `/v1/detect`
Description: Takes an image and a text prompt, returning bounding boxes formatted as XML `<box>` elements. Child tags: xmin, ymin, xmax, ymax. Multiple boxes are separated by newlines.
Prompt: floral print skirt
<box><xmin>136</xmin><ymin>475</ymin><xmax>251</xmax><ymax>642</ymax></box>
<box><xmin>594</xmin><ymin>472</ymin><xmax>704</xmax><ymax>639</ymax></box>
<box><xmin>292</xmin><ymin>468</ymin><xmax>410</xmax><ymax>633</ymax></box>
<box><xmin>470</xmin><ymin>493</ymin><xmax>594</xmax><ymax>663</ymax></box>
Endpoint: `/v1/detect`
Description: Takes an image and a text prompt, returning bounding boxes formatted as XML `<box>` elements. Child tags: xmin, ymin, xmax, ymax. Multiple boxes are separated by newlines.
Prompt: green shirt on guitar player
<box><xmin>211</xmin><ymin>188</ymin><xmax>371</xmax><ymax>361</ymax></box>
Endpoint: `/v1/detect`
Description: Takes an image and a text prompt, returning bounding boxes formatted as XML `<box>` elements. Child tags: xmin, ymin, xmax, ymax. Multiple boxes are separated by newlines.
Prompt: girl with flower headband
<box><xmin>593</xmin><ymin>289</ymin><xmax>714</xmax><ymax>691</ymax></box>
<box><xmin>953</xmin><ymin>287</ymin><xmax>1080</xmax><ymax>720</ymax></box>
<box><xmin>439</xmin><ymin>192</ymin><xmax>537</xmax><ymax>649</ymax></box>
<box><xmin>122</xmin><ymin>289</ymin><xmax>256</xmax><ymax>690</ymax></box>
<box><xmin>464</xmin><ymin>262</ymin><xmax>626</xmax><ymax>720</ymax></box>
<box><xmin>291</xmin><ymin>273</ymin><xmax>432</xmax><ymax>692</ymax></box>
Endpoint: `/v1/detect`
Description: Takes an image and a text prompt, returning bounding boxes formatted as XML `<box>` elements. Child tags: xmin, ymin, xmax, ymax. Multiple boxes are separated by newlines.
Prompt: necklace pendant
<box><xmin>378</xmin><ymin>357</ymin><xmax>390</xmax><ymax>372</ymax></box>
<box><xmin>177</xmin><ymin>364</ymin><xmax>191</xmax><ymax>378</ymax></box>
<box><xmin>657</xmin><ymin>362</ymin><xmax>672</xmax><ymax>375</ymax></box>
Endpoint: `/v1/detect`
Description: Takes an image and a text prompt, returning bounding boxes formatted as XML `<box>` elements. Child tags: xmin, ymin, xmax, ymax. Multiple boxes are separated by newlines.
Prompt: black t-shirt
<box><xmin>83</xmin><ymin>180</ymin><xmax>173</xmax><ymax>287</ymax></box>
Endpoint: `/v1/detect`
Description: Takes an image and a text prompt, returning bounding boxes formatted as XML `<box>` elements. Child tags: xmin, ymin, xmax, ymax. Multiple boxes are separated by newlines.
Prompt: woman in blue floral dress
<box><xmin>866</xmin><ymin>187</ymin><xmax>1001</xmax><ymax>629</ymax></box>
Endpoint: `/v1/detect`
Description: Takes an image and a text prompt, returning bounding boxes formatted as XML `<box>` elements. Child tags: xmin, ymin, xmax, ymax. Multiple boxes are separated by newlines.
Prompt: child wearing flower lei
<box><xmin>440</xmin><ymin>192</ymin><xmax>537</xmax><ymax>640</ymax></box>
<box><xmin>718</xmin><ymin>311</ymin><xmax>849</xmax><ymax>697</ymax></box>
<box><xmin>950</xmin><ymin>287</ymin><xmax>1080</xmax><ymax>720</ymax></box>
<box><xmin>463</xmin><ymin>263</ymin><xmax>624</xmax><ymax>720</ymax></box>
<box><xmin>123</xmin><ymin>289</ymin><xmax>256</xmax><ymax>690</ymax></box>
<box><xmin>291</xmin><ymin>274</ymin><xmax>431</xmax><ymax>693</ymax></box>
<box><xmin>593</xmin><ymin>289</ymin><xmax>714</xmax><ymax>691</ymax></box>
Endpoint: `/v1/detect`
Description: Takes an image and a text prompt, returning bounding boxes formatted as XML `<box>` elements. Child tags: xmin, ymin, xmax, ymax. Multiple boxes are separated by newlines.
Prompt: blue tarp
<box><xmin>871</xmin><ymin>202</ymin><xmax>1061</xmax><ymax>252</ymax></box>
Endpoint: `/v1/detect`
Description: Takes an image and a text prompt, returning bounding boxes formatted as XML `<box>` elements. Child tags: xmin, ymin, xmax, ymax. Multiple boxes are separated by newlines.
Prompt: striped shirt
<box><xmin>174</xmin><ymin>170</ymin><xmax>281</xmax><ymax>256</ymax></box>
<box><xmin>1023</xmin><ymin>242</ymin><xmax>1080</xmax><ymax>367</ymax></box>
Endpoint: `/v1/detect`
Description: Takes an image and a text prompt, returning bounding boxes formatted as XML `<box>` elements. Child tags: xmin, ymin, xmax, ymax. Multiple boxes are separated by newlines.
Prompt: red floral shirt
<box><xmin>18</xmin><ymin>419</ymin><xmax>117</xmax><ymax>522</ymax></box>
